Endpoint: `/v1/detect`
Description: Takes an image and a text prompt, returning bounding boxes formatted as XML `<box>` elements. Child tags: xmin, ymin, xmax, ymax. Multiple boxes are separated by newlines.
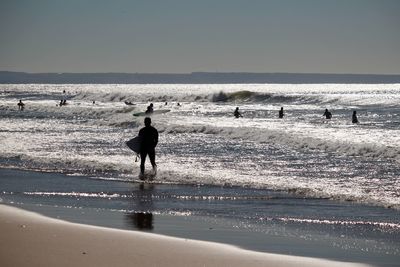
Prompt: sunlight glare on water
<box><xmin>0</xmin><ymin>83</ymin><xmax>399</xmax><ymax>209</ymax></box>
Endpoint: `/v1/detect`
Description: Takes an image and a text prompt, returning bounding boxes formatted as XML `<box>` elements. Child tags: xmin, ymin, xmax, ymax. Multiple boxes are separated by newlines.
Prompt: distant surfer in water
<box><xmin>279</xmin><ymin>107</ymin><xmax>284</xmax><ymax>118</ymax></box>
<box><xmin>17</xmin><ymin>100</ymin><xmax>25</xmax><ymax>110</ymax></box>
<box><xmin>139</xmin><ymin>117</ymin><xmax>158</xmax><ymax>179</ymax></box>
<box><xmin>323</xmin><ymin>109</ymin><xmax>332</xmax><ymax>119</ymax></box>
<box><xmin>352</xmin><ymin>110</ymin><xmax>359</xmax><ymax>124</ymax></box>
<box><xmin>145</xmin><ymin>103</ymin><xmax>154</xmax><ymax>114</ymax></box>
<box><xmin>234</xmin><ymin>107</ymin><xmax>243</xmax><ymax>118</ymax></box>
<box><xmin>59</xmin><ymin>99</ymin><xmax>67</xmax><ymax>106</ymax></box>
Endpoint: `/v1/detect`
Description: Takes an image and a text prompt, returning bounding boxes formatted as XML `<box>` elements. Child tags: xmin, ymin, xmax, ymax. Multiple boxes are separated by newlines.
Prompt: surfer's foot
<box><xmin>152</xmin><ymin>166</ymin><xmax>157</xmax><ymax>175</ymax></box>
<box><xmin>139</xmin><ymin>173</ymin><xmax>145</xmax><ymax>180</ymax></box>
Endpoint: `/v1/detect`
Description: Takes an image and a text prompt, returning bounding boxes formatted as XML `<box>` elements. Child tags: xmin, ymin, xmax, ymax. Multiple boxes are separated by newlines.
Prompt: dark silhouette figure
<box><xmin>138</xmin><ymin>117</ymin><xmax>158</xmax><ymax>179</ymax></box>
<box><xmin>279</xmin><ymin>107</ymin><xmax>284</xmax><ymax>118</ymax></box>
<box><xmin>352</xmin><ymin>110</ymin><xmax>359</xmax><ymax>124</ymax></box>
<box><xmin>323</xmin><ymin>109</ymin><xmax>332</xmax><ymax>119</ymax></box>
<box><xmin>17</xmin><ymin>100</ymin><xmax>25</xmax><ymax>110</ymax></box>
<box><xmin>145</xmin><ymin>103</ymin><xmax>154</xmax><ymax>114</ymax></box>
<box><xmin>234</xmin><ymin>107</ymin><xmax>243</xmax><ymax>118</ymax></box>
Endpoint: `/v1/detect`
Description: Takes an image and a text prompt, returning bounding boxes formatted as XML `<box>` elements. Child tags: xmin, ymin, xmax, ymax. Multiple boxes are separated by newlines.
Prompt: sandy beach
<box><xmin>0</xmin><ymin>204</ymin><xmax>372</xmax><ymax>267</ymax></box>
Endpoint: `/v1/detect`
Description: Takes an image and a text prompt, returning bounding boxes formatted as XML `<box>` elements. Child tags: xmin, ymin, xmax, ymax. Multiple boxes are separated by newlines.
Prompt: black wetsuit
<box><xmin>234</xmin><ymin>109</ymin><xmax>242</xmax><ymax>118</ymax></box>
<box><xmin>145</xmin><ymin>105</ymin><xmax>154</xmax><ymax>114</ymax></box>
<box><xmin>138</xmin><ymin>125</ymin><xmax>159</xmax><ymax>174</ymax></box>
<box><xmin>323</xmin><ymin>110</ymin><xmax>332</xmax><ymax>119</ymax></box>
<box><xmin>352</xmin><ymin>114</ymin><xmax>359</xmax><ymax>123</ymax></box>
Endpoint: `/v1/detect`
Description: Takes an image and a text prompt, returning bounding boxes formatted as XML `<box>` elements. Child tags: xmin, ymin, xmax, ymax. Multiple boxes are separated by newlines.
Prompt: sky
<box><xmin>0</xmin><ymin>0</ymin><xmax>399</xmax><ymax>74</ymax></box>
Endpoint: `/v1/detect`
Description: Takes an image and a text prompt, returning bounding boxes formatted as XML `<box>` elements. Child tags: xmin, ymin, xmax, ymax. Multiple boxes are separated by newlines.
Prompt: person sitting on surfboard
<box><xmin>234</xmin><ymin>107</ymin><xmax>243</xmax><ymax>118</ymax></box>
<box><xmin>138</xmin><ymin>117</ymin><xmax>158</xmax><ymax>179</ymax></box>
<box><xmin>145</xmin><ymin>103</ymin><xmax>154</xmax><ymax>114</ymax></box>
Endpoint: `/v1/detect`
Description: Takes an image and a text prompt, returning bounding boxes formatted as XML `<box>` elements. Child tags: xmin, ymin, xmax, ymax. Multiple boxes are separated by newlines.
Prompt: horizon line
<box><xmin>1</xmin><ymin>70</ymin><xmax>400</xmax><ymax>76</ymax></box>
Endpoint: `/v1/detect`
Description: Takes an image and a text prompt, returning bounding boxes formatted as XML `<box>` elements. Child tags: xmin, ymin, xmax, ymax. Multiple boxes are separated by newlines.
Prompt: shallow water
<box><xmin>0</xmin><ymin>168</ymin><xmax>399</xmax><ymax>266</ymax></box>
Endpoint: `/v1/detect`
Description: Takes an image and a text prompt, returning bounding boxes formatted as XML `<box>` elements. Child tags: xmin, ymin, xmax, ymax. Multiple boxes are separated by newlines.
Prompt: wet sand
<box><xmin>0</xmin><ymin>204</ymin><xmax>372</xmax><ymax>267</ymax></box>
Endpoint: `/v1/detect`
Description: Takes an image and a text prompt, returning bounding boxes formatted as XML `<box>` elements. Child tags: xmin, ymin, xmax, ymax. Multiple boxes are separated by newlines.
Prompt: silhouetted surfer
<box><xmin>234</xmin><ymin>107</ymin><xmax>243</xmax><ymax>118</ymax></box>
<box><xmin>145</xmin><ymin>103</ymin><xmax>154</xmax><ymax>114</ymax></box>
<box><xmin>279</xmin><ymin>107</ymin><xmax>284</xmax><ymax>118</ymax></box>
<box><xmin>17</xmin><ymin>100</ymin><xmax>25</xmax><ymax>110</ymax></box>
<box><xmin>352</xmin><ymin>110</ymin><xmax>359</xmax><ymax>124</ymax></box>
<box><xmin>323</xmin><ymin>109</ymin><xmax>332</xmax><ymax>119</ymax></box>
<box><xmin>138</xmin><ymin>117</ymin><xmax>158</xmax><ymax>179</ymax></box>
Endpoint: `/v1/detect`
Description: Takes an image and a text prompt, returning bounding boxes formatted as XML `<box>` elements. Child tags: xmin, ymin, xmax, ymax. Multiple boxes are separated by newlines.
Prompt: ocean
<box><xmin>0</xmin><ymin>83</ymin><xmax>399</xmax><ymax>266</ymax></box>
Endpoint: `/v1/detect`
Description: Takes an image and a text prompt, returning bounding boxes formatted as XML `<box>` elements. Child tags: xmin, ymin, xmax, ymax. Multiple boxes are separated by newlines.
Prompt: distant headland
<box><xmin>1</xmin><ymin>71</ymin><xmax>400</xmax><ymax>84</ymax></box>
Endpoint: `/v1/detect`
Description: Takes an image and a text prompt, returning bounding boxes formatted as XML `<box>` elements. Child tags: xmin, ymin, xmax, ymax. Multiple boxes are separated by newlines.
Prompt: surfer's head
<box><xmin>144</xmin><ymin>117</ymin><xmax>151</xmax><ymax>126</ymax></box>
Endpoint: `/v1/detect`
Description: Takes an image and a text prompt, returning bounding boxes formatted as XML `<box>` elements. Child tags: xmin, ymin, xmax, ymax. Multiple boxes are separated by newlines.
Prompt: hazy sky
<box><xmin>0</xmin><ymin>0</ymin><xmax>399</xmax><ymax>74</ymax></box>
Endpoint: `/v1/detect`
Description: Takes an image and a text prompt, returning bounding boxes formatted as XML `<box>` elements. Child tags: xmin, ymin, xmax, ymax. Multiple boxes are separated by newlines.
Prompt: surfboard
<box><xmin>126</xmin><ymin>136</ymin><xmax>142</xmax><ymax>153</ymax></box>
<box><xmin>133</xmin><ymin>109</ymin><xmax>171</xmax><ymax>117</ymax></box>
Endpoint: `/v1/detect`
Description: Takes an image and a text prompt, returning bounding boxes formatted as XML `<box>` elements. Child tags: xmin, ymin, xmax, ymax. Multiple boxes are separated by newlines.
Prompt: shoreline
<box><xmin>0</xmin><ymin>204</ymin><xmax>372</xmax><ymax>267</ymax></box>
<box><xmin>1</xmin><ymin>167</ymin><xmax>399</xmax><ymax>266</ymax></box>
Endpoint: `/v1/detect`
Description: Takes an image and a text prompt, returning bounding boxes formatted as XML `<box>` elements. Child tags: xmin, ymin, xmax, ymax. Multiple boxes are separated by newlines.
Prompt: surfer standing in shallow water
<box><xmin>323</xmin><ymin>108</ymin><xmax>332</xmax><ymax>119</ymax></box>
<box><xmin>352</xmin><ymin>110</ymin><xmax>359</xmax><ymax>124</ymax></box>
<box><xmin>17</xmin><ymin>100</ymin><xmax>25</xmax><ymax>110</ymax></box>
<box><xmin>279</xmin><ymin>107</ymin><xmax>284</xmax><ymax>118</ymax></box>
<box><xmin>138</xmin><ymin>117</ymin><xmax>158</xmax><ymax>179</ymax></box>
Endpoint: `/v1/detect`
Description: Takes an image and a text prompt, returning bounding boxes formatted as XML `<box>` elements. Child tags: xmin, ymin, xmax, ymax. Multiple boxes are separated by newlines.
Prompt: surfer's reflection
<box><xmin>126</xmin><ymin>212</ymin><xmax>153</xmax><ymax>230</ymax></box>
<box><xmin>125</xmin><ymin>183</ymin><xmax>154</xmax><ymax>230</ymax></box>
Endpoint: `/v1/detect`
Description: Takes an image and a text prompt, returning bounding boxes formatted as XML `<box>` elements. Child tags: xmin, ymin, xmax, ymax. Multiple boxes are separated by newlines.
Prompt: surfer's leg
<box><xmin>140</xmin><ymin>151</ymin><xmax>147</xmax><ymax>174</ymax></box>
<box><xmin>148</xmin><ymin>149</ymin><xmax>157</xmax><ymax>174</ymax></box>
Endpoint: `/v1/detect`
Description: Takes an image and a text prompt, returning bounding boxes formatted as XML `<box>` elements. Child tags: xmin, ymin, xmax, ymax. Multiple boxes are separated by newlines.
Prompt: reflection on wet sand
<box><xmin>125</xmin><ymin>212</ymin><xmax>153</xmax><ymax>230</ymax></box>
<box><xmin>125</xmin><ymin>183</ymin><xmax>154</xmax><ymax>231</ymax></box>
